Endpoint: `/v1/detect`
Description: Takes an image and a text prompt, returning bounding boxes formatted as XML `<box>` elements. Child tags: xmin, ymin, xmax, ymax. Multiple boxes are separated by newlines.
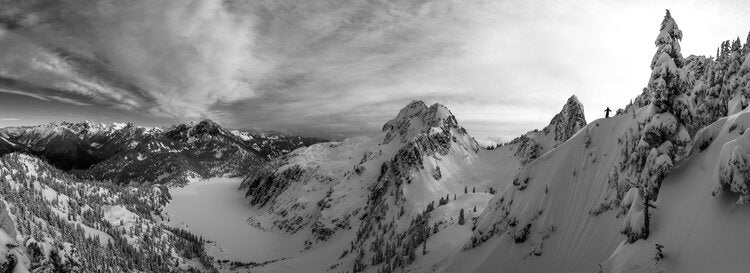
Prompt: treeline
<box><xmin>0</xmin><ymin>153</ymin><xmax>216</xmax><ymax>272</ymax></box>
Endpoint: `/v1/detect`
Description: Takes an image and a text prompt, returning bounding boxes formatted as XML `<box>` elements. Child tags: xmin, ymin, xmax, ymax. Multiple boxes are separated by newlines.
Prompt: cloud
<box><xmin>0</xmin><ymin>0</ymin><xmax>266</xmax><ymax>116</ymax></box>
<box><xmin>214</xmin><ymin>0</ymin><xmax>581</xmax><ymax>138</ymax></box>
<box><xmin>0</xmin><ymin>88</ymin><xmax>50</xmax><ymax>102</ymax></box>
<box><xmin>1</xmin><ymin>0</ymin><xmax>750</xmax><ymax>140</ymax></box>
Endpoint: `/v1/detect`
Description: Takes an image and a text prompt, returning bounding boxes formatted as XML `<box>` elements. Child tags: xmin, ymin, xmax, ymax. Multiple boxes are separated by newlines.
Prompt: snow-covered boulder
<box><xmin>620</xmin><ymin>188</ymin><xmax>647</xmax><ymax>243</ymax></box>
<box><xmin>714</xmin><ymin>120</ymin><xmax>750</xmax><ymax>204</ymax></box>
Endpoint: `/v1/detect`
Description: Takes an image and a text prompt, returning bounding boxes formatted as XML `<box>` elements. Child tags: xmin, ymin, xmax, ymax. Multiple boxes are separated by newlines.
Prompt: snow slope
<box><xmin>601</xmin><ymin>109</ymin><xmax>750</xmax><ymax>273</ymax></box>
<box><xmin>228</xmin><ymin>99</ymin><xmax>584</xmax><ymax>273</ymax></box>
<box><xmin>440</xmin><ymin>111</ymin><xmax>634</xmax><ymax>273</ymax></box>
<box><xmin>0</xmin><ymin>152</ymin><xmax>213</xmax><ymax>272</ymax></box>
<box><xmin>435</xmin><ymin>107</ymin><xmax>750</xmax><ymax>273</ymax></box>
<box><xmin>502</xmin><ymin>95</ymin><xmax>587</xmax><ymax>164</ymax></box>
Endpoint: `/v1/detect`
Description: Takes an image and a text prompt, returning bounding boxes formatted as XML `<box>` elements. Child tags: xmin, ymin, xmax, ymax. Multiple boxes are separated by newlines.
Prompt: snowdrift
<box><xmin>601</xmin><ymin>109</ymin><xmax>750</xmax><ymax>273</ymax></box>
<box><xmin>442</xmin><ymin>111</ymin><xmax>634</xmax><ymax>273</ymax></box>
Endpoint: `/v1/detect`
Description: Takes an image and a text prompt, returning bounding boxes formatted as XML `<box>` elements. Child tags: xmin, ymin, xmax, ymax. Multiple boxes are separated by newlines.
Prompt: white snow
<box><xmin>102</xmin><ymin>205</ymin><xmax>139</xmax><ymax>228</ymax></box>
<box><xmin>601</xmin><ymin>109</ymin><xmax>750</xmax><ymax>273</ymax></box>
<box><xmin>620</xmin><ymin>187</ymin><xmax>646</xmax><ymax>239</ymax></box>
<box><xmin>0</xmin><ymin>228</ymin><xmax>30</xmax><ymax>273</ymax></box>
<box><xmin>0</xmin><ymin>137</ymin><xmax>15</xmax><ymax>147</ymax></box>
<box><xmin>165</xmin><ymin>177</ymin><xmax>304</xmax><ymax>262</ymax></box>
<box><xmin>112</xmin><ymin>122</ymin><xmax>127</xmax><ymax>130</ymax></box>
<box><xmin>440</xmin><ymin>112</ymin><xmax>631</xmax><ymax>273</ymax></box>
<box><xmin>230</xmin><ymin>130</ymin><xmax>254</xmax><ymax>141</ymax></box>
<box><xmin>128</xmin><ymin>141</ymin><xmax>139</xmax><ymax>149</ymax></box>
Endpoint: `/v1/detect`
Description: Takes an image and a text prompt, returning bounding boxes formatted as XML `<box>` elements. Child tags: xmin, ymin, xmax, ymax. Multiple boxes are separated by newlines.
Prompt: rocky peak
<box><xmin>382</xmin><ymin>100</ymin><xmax>461</xmax><ymax>144</ymax></box>
<box><xmin>193</xmin><ymin>119</ymin><xmax>224</xmax><ymax>135</ymax></box>
<box><xmin>506</xmin><ymin>95</ymin><xmax>587</xmax><ymax>165</ymax></box>
<box><xmin>31</xmin><ymin>121</ymin><xmax>136</xmax><ymax>137</ymax></box>
<box><xmin>547</xmin><ymin>95</ymin><xmax>587</xmax><ymax>143</ymax></box>
<box><xmin>165</xmin><ymin>119</ymin><xmax>229</xmax><ymax>141</ymax></box>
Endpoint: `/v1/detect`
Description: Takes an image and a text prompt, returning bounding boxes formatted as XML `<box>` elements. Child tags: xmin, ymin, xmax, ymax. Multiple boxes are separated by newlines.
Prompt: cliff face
<box><xmin>548</xmin><ymin>95</ymin><xmax>587</xmax><ymax>143</ymax></box>
<box><xmin>242</xmin><ymin>100</ymin><xmax>479</xmax><ymax>236</ymax></box>
<box><xmin>505</xmin><ymin>95</ymin><xmax>587</xmax><ymax>164</ymax></box>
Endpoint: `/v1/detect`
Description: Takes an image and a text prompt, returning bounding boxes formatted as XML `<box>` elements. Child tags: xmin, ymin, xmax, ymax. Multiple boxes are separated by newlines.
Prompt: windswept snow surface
<box><xmin>441</xmin><ymin>111</ymin><xmax>639</xmax><ymax>273</ymax></box>
<box><xmin>165</xmin><ymin>178</ymin><xmax>304</xmax><ymax>263</ymax></box>
<box><xmin>601</xmin><ymin>110</ymin><xmax>750</xmax><ymax>273</ymax></box>
<box><xmin>437</xmin><ymin>107</ymin><xmax>750</xmax><ymax>273</ymax></box>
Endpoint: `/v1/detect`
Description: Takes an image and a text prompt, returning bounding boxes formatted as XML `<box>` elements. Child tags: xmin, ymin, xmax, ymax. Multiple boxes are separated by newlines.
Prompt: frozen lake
<box><xmin>165</xmin><ymin>177</ymin><xmax>303</xmax><ymax>262</ymax></box>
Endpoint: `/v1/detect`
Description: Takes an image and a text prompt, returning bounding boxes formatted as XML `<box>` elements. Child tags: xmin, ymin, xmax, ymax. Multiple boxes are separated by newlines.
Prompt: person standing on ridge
<box><xmin>605</xmin><ymin>107</ymin><xmax>612</xmax><ymax>118</ymax></box>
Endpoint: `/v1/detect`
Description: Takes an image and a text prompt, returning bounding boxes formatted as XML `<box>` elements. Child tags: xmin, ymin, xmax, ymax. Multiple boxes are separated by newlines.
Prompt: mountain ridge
<box><xmin>0</xmin><ymin>119</ymin><xmax>327</xmax><ymax>185</ymax></box>
<box><xmin>237</xmin><ymin>97</ymin><xmax>584</xmax><ymax>272</ymax></box>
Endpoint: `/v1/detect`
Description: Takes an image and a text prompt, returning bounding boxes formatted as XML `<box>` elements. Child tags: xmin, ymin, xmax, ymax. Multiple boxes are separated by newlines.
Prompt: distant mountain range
<box><xmin>0</xmin><ymin>120</ymin><xmax>326</xmax><ymax>185</ymax></box>
<box><xmin>3</xmin><ymin>10</ymin><xmax>750</xmax><ymax>273</ymax></box>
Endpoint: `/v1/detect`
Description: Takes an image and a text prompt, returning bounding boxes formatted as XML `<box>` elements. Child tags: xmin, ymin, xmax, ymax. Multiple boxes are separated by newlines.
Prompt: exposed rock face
<box><xmin>506</xmin><ymin>95</ymin><xmax>587</xmax><ymax>164</ymax></box>
<box><xmin>242</xmin><ymin>100</ymin><xmax>478</xmax><ymax>246</ymax></box>
<box><xmin>0</xmin><ymin>121</ymin><xmax>161</xmax><ymax>170</ymax></box>
<box><xmin>548</xmin><ymin>95</ymin><xmax>587</xmax><ymax>143</ymax></box>
<box><xmin>382</xmin><ymin>101</ymin><xmax>463</xmax><ymax>144</ymax></box>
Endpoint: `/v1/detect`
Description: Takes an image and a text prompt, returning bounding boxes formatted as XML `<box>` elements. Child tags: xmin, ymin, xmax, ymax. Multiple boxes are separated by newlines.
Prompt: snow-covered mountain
<box><xmin>0</xmin><ymin>120</ymin><xmax>326</xmax><ymax>185</ymax></box>
<box><xmin>501</xmin><ymin>95</ymin><xmax>587</xmax><ymax>164</ymax></box>
<box><xmin>0</xmin><ymin>121</ymin><xmax>161</xmax><ymax>171</ymax></box>
<box><xmin>79</xmin><ymin>119</ymin><xmax>262</xmax><ymax>185</ymax></box>
<box><xmin>0</xmin><ymin>152</ymin><xmax>214</xmax><ymax>272</ymax></box>
<box><xmin>0</xmin><ymin>120</ymin><xmax>326</xmax><ymax>272</ymax></box>
<box><xmin>223</xmin><ymin>11</ymin><xmax>750</xmax><ymax>273</ymax></box>
<box><xmin>4</xmin><ymin>9</ymin><xmax>750</xmax><ymax>273</ymax></box>
<box><xmin>438</xmin><ymin>11</ymin><xmax>750</xmax><ymax>273</ymax></box>
<box><xmin>234</xmin><ymin>98</ymin><xmax>584</xmax><ymax>272</ymax></box>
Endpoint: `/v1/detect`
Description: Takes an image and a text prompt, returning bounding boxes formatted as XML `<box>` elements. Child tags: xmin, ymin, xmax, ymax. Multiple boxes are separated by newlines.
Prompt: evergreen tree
<box><xmin>458</xmin><ymin>209</ymin><xmax>465</xmax><ymax>225</ymax></box>
<box><xmin>732</xmin><ymin>37</ymin><xmax>742</xmax><ymax>52</ymax></box>
<box><xmin>649</xmin><ymin>9</ymin><xmax>685</xmax><ymax>114</ymax></box>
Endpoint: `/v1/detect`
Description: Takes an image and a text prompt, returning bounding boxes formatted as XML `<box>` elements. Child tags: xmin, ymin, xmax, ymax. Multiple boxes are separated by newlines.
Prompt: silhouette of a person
<box><xmin>605</xmin><ymin>107</ymin><xmax>612</xmax><ymax>118</ymax></box>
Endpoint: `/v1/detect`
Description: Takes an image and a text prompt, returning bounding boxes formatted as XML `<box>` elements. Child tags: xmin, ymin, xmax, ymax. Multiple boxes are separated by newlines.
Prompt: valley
<box><xmin>2</xmin><ymin>8</ymin><xmax>750</xmax><ymax>273</ymax></box>
<box><xmin>165</xmin><ymin>177</ymin><xmax>303</xmax><ymax>263</ymax></box>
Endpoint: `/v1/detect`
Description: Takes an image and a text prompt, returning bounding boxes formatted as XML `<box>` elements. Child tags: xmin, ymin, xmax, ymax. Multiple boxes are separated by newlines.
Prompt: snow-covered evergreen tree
<box><xmin>650</xmin><ymin>9</ymin><xmax>685</xmax><ymax>114</ymax></box>
<box><xmin>601</xmin><ymin>10</ymin><xmax>693</xmax><ymax>243</ymax></box>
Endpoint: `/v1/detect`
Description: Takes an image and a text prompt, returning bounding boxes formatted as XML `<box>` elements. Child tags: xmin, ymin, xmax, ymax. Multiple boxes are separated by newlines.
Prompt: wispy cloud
<box><xmin>0</xmin><ymin>0</ymin><xmax>263</xmax><ymax>117</ymax></box>
<box><xmin>0</xmin><ymin>88</ymin><xmax>50</xmax><ymax>102</ymax></box>
<box><xmin>1</xmin><ymin>0</ymin><xmax>750</xmax><ymax>140</ymax></box>
<box><xmin>0</xmin><ymin>87</ymin><xmax>91</xmax><ymax>106</ymax></box>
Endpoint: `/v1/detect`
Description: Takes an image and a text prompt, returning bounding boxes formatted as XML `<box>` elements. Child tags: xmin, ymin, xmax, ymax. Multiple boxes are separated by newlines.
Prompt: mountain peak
<box><xmin>382</xmin><ymin>101</ymin><xmax>460</xmax><ymax>143</ymax></box>
<box><xmin>194</xmin><ymin>119</ymin><xmax>223</xmax><ymax>133</ymax></box>
<box><xmin>567</xmin><ymin>94</ymin><xmax>581</xmax><ymax>105</ymax></box>
<box><xmin>389</xmin><ymin>100</ymin><xmax>429</xmax><ymax>123</ymax></box>
<box><xmin>165</xmin><ymin>119</ymin><xmax>229</xmax><ymax>141</ymax></box>
<box><xmin>548</xmin><ymin>95</ymin><xmax>587</xmax><ymax>143</ymax></box>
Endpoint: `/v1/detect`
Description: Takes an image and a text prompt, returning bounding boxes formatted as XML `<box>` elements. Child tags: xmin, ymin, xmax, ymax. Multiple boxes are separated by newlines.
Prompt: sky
<box><xmin>0</xmin><ymin>0</ymin><xmax>749</xmax><ymax>142</ymax></box>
